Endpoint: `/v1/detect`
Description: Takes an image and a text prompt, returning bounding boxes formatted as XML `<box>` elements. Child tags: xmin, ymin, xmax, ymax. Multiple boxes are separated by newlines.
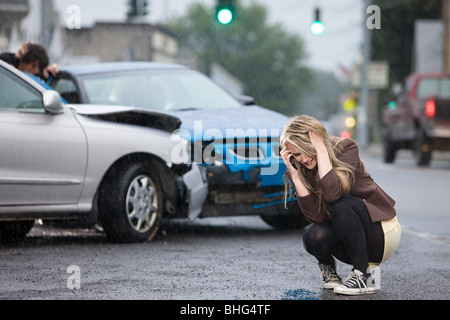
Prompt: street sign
<box><xmin>352</xmin><ymin>61</ymin><xmax>389</xmax><ymax>89</ymax></box>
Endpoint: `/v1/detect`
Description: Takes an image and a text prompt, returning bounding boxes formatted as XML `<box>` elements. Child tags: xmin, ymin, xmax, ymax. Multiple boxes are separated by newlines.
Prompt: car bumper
<box><xmin>202</xmin><ymin>164</ymin><xmax>297</xmax><ymax>217</ymax></box>
<box><xmin>426</xmin><ymin>125</ymin><xmax>450</xmax><ymax>138</ymax></box>
<box><xmin>182</xmin><ymin>164</ymin><xmax>208</xmax><ymax>220</ymax></box>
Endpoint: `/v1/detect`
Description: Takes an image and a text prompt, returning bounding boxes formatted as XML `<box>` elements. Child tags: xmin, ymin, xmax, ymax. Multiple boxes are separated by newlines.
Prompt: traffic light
<box><xmin>216</xmin><ymin>0</ymin><xmax>235</xmax><ymax>25</ymax></box>
<box><xmin>345</xmin><ymin>116</ymin><xmax>356</xmax><ymax>129</ymax></box>
<box><xmin>310</xmin><ymin>7</ymin><xmax>324</xmax><ymax>35</ymax></box>
<box><xmin>127</xmin><ymin>0</ymin><xmax>149</xmax><ymax>19</ymax></box>
<box><xmin>342</xmin><ymin>116</ymin><xmax>356</xmax><ymax>138</ymax></box>
<box><xmin>388</xmin><ymin>101</ymin><xmax>396</xmax><ymax>109</ymax></box>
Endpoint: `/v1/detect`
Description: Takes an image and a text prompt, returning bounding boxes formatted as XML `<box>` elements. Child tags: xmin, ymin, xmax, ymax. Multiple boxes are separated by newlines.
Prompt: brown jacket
<box><xmin>297</xmin><ymin>138</ymin><xmax>396</xmax><ymax>224</ymax></box>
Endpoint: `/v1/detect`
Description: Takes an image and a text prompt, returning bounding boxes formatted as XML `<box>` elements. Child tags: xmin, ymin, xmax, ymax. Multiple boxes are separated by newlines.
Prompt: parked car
<box><xmin>50</xmin><ymin>62</ymin><xmax>307</xmax><ymax>229</ymax></box>
<box><xmin>0</xmin><ymin>59</ymin><xmax>207</xmax><ymax>243</ymax></box>
<box><xmin>383</xmin><ymin>72</ymin><xmax>450</xmax><ymax>166</ymax></box>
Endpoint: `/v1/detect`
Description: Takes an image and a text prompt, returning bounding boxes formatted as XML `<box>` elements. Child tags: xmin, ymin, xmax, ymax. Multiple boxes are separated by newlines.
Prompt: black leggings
<box><xmin>302</xmin><ymin>195</ymin><xmax>385</xmax><ymax>273</ymax></box>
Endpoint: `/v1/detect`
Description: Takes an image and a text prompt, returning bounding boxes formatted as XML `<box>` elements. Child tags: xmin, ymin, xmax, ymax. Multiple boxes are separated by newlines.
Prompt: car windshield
<box><xmin>80</xmin><ymin>69</ymin><xmax>242</xmax><ymax>111</ymax></box>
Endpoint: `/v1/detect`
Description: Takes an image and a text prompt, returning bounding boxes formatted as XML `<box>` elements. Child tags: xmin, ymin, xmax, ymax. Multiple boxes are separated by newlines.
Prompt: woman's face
<box><xmin>286</xmin><ymin>142</ymin><xmax>317</xmax><ymax>170</ymax></box>
<box><xmin>18</xmin><ymin>60</ymin><xmax>40</xmax><ymax>75</ymax></box>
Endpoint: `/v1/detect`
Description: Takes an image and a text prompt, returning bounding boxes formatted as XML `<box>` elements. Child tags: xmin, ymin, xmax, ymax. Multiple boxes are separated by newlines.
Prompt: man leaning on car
<box><xmin>0</xmin><ymin>42</ymin><xmax>59</xmax><ymax>81</ymax></box>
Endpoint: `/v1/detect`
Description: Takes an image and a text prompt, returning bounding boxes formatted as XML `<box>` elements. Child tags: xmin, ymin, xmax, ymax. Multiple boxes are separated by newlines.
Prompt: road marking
<box><xmin>402</xmin><ymin>225</ymin><xmax>450</xmax><ymax>247</ymax></box>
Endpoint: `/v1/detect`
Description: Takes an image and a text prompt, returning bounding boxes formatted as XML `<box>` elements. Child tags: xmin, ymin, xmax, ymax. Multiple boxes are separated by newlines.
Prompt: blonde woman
<box><xmin>280</xmin><ymin>115</ymin><xmax>401</xmax><ymax>295</ymax></box>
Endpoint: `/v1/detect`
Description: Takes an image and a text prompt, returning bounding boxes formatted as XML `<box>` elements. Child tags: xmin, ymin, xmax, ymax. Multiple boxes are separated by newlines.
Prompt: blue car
<box><xmin>50</xmin><ymin>62</ymin><xmax>307</xmax><ymax>228</ymax></box>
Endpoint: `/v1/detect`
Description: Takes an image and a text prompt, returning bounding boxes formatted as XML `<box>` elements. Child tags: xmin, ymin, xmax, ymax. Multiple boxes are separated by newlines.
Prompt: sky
<box><xmin>53</xmin><ymin>0</ymin><xmax>364</xmax><ymax>76</ymax></box>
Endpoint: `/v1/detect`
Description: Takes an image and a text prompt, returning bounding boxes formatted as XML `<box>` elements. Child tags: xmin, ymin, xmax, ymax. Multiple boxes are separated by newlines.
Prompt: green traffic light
<box><xmin>311</xmin><ymin>7</ymin><xmax>324</xmax><ymax>35</ymax></box>
<box><xmin>311</xmin><ymin>21</ymin><xmax>324</xmax><ymax>35</ymax></box>
<box><xmin>217</xmin><ymin>8</ymin><xmax>233</xmax><ymax>24</ymax></box>
<box><xmin>388</xmin><ymin>101</ymin><xmax>397</xmax><ymax>109</ymax></box>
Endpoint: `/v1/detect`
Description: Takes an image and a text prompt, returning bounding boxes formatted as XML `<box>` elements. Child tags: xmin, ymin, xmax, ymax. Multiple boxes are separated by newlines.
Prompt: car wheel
<box><xmin>0</xmin><ymin>220</ymin><xmax>34</xmax><ymax>243</ymax></box>
<box><xmin>99</xmin><ymin>162</ymin><xmax>163</xmax><ymax>243</ymax></box>
<box><xmin>415</xmin><ymin>129</ymin><xmax>432</xmax><ymax>166</ymax></box>
<box><xmin>383</xmin><ymin>134</ymin><xmax>397</xmax><ymax>163</ymax></box>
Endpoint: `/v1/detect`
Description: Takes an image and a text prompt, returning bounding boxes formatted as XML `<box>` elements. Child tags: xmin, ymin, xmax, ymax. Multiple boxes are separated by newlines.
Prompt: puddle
<box><xmin>281</xmin><ymin>288</ymin><xmax>320</xmax><ymax>300</ymax></box>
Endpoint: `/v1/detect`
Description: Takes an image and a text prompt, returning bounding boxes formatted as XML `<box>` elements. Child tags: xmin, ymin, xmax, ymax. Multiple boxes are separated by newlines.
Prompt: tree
<box><xmin>164</xmin><ymin>1</ymin><xmax>313</xmax><ymax>115</ymax></box>
<box><xmin>302</xmin><ymin>71</ymin><xmax>344</xmax><ymax>121</ymax></box>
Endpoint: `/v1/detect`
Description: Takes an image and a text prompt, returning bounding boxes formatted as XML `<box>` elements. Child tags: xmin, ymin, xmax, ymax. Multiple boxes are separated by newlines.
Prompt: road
<box><xmin>0</xmin><ymin>147</ymin><xmax>449</xmax><ymax>304</ymax></box>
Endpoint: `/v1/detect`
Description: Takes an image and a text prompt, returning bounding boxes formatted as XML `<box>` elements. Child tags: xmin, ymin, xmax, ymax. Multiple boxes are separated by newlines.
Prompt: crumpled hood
<box><xmin>169</xmin><ymin>106</ymin><xmax>289</xmax><ymax>141</ymax></box>
<box><xmin>72</xmin><ymin>104</ymin><xmax>181</xmax><ymax>133</ymax></box>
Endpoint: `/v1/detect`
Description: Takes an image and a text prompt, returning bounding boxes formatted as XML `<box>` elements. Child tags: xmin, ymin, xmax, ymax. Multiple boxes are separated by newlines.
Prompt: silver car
<box><xmin>0</xmin><ymin>60</ymin><xmax>207</xmax><ymax>243</ymax></box>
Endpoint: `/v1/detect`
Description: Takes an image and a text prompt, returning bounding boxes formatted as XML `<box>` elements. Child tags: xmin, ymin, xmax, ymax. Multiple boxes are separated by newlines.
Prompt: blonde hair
<box><xmin>280</xmin><ymin>115</ymin><xmax>356</xmax><ymax>214</ymax></box>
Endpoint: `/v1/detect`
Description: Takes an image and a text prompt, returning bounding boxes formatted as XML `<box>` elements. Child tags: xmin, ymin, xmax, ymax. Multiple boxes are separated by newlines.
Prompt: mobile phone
<box><xmin>290</xmin><ymin>156</ymin><xmax>297</xmax><ymax>169</ymax></box>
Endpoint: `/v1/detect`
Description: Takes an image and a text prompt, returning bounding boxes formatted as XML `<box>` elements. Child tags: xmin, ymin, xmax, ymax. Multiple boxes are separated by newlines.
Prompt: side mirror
<box><xmin>43</xmin><ymin>90</ymin><xmax>64</xmax><ymax>114</ymax></box>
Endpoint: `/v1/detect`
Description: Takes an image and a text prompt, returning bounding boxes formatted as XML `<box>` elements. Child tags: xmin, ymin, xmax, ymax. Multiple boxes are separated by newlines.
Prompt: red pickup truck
<box><xmin>382</xmin><ymin>73</ymin><xmax>450</xmax><ymax>166</ymax></box>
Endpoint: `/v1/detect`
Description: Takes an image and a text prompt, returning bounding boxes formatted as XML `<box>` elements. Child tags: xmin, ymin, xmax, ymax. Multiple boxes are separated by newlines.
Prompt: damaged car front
<box><xmin>50</xmin><ymin>62</ymin><xmax>308</xmax><ymax>229</ymax></box>
<box><xmin>72</xmin><ymin>104</ymin><xmax>208</xmax><ymax>224</ymax></box>
<box><xmin>0</xmin><ymin>60</ymin><xmax>207</xmax><ymax>243</ymax></box>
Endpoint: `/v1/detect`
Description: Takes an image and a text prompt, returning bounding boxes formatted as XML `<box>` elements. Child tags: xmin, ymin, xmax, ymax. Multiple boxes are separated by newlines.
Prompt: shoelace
<box><xmin>321</xmin><ymin>265</ymin><xmax>340</xmax><ymax>282</ymax></box>
<box><xmin>342</xmin><ymin>271</ymin><xmax>368</xmax><ymax>289</ymax></box>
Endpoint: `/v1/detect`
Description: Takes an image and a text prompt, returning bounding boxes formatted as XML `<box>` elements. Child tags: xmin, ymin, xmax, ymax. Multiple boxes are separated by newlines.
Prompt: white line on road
<box><xmin>402</xmin><ymin>225</ymin><xmax>450</xmax><ymax>247</ymax></box>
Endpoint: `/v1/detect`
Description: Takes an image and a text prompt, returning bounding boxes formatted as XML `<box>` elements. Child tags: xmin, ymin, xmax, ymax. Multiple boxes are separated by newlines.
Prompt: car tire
<box><xmin>415</xmin><ymin>129</ymin><xmax>432</xmax><ymax>166</ymax></box>
<box><xmin>99</xmin><ymin>162</ymin><xmax>163</xmax><ymax>243</ymax></box>
<box><xmin>383</xmin><ymin>134</ymin><xmax>397</xmax><ymax>163</ymax></box>
<box><xmin>0</xmin><ymin>220</ymin><xmax>34</xmax><ymax>243</ymax></box>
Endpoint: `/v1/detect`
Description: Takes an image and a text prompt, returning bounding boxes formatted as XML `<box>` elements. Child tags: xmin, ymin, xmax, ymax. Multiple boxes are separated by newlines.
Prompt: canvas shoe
<box><xmin>319</xmin><ymin>258</ymin><xmax>342</xmax><ymax>289</ymax></box>
<box><xmin>333</xmin><ymin>269</ymin><xmax>376</xmax><ymax>295</ymax></box>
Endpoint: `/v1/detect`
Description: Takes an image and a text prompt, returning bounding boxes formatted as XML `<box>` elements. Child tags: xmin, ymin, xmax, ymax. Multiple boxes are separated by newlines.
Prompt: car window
<box><xmin>0</xmin><ymin>67</ymin><xmax>44</xmax><ymax>113</ymax></box>
<box><xmin>53</xmin><ymin>77</ymin><xmax>80</xmax><ymax>103</ymax></box>
<box><xmin>416</xmin><ymin>78</ymin><xmax>450</xmax><ymax>99</ymax></box>
<box><xmin>80</xmin><ymin>70</ymin><xmax>242</xmax><ymax>111</ymax></box>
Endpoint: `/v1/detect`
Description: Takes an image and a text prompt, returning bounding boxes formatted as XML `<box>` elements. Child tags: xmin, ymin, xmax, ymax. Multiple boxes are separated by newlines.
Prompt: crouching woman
<box><xmin>280</xmin><ymin>115</ymin><xmax>401</xmax><ymax>295</ymax></box>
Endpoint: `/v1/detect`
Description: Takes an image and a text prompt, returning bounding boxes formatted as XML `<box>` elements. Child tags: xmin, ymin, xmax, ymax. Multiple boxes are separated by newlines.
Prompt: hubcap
<box><xmin>125</xmin><ymin>175</ymin><xmax>158</xmax><ymax>233</ymax></box>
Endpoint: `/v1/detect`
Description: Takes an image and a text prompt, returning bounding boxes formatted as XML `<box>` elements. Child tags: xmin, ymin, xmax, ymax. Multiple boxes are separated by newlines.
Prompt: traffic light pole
<box><xmin>357</xmin><ymin>0</ymin><xmax>371</xmax><ymax>147</ymax></box>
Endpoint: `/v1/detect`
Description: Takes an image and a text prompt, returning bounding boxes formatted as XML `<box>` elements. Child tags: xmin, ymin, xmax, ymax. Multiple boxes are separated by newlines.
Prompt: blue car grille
<box><xmin>189</xmin><ymin>138</ymin><xmax>279</xmax><ymax>165</ymax></box>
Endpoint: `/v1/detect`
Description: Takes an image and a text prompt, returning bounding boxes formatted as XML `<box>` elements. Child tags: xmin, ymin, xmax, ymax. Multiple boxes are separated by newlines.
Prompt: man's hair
<box><xmin>15</xmin><ymin>42</ymin><xmax>49</xmax><ymax>70</ymax></box>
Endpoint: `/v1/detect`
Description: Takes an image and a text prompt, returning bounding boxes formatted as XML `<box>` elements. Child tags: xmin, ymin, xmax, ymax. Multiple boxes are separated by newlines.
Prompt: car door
<box><xmin>0</xmin><ymin>66</ymin><xmax>87</xmax><ymax>206</ymax></box>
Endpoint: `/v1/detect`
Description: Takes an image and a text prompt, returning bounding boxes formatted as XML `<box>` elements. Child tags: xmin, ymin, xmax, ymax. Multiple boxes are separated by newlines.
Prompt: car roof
<box><xmin>60</xmin><ymin>61</ymin><xmax>189</xmax><ymax>76</ymax></box>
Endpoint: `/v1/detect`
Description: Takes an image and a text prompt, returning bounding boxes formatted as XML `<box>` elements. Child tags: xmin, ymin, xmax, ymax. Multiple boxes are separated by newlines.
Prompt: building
<box><xmin>0</xmin><ymin>0</ymin><xmax>30</xmax><ymax>51</ymax></box>
<box><xmin>1</xmin><ymin>0</ymin><xmax>178</xmax><ymax>65</ymax></box>
<box><xmin>62</xmin><ymin>22</ymin><xmax>179</xmax><ymax>64</ymax></box>
<box><xmin>413</xmin><ymin>20</ymin><xmax>443</xmax><ymax>73</ymax></box>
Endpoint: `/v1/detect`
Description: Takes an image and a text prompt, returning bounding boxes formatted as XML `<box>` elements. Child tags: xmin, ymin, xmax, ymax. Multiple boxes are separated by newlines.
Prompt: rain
<box><xmin>0</xmin><ymin>0</ymin><xmax>449</xmax><ymax>308</ymax></box>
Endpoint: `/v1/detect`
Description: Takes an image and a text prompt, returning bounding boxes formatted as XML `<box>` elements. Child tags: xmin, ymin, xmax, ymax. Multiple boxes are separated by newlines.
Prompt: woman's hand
<box><xmin>309</xmin><ymin>131</ymin><xmax>332</xmax><ymax>178</ymax></box>
<box><xmin>280</xmin><ymin>146</ymin><xmax>310</xmax><ymax>196</ymax></box>
<box><xmin>280</xmin><ymin>147</ymin><xmax>298</xmax><ymax>177</ymax></box>
<box><xmin>309</xmin><ymin>131</ymin><xmax>326</xmax><ymax>153</ymax></box>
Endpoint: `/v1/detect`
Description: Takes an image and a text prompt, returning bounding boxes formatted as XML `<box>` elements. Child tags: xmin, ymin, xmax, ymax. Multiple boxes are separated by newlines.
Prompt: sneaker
<box><xmin>319</xmin><ymin>258</ymin><xmax>342</xmax><ymax>289</ymax></box>
<box><xmin>333</xmin><ymin>269</ymin><xmax>376</xmax><ymax>295</ymax></box>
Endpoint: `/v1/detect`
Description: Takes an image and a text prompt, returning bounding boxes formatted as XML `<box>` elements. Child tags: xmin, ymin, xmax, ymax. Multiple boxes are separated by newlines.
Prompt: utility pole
<box><xmin>357</xmin><ymin>0</ymin><xmax>371</xmax><ymax>147</ymax></box>
<box><xmin>41</xmin><ymin>0</ymin><xmax>52</xmax><ymax>49</ymax></box>
<box><xmin>443</xmin><ymin>0</ymin><xmax>450</xmax><ymax>73</ymax></box>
